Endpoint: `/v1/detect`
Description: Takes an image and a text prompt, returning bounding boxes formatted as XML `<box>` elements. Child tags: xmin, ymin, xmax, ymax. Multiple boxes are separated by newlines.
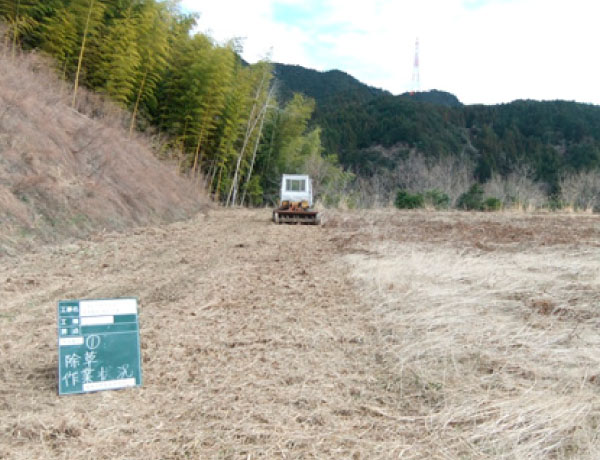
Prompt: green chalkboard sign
<box><xmin>57</xmin><ymin>298</ymin><xmax>142</xmax><ymax>395</ymax></box>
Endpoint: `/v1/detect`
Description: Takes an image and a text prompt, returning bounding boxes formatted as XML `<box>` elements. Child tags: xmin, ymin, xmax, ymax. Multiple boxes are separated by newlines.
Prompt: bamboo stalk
<box><xmin>129</xmin><ymin>69</ymin><xmax>148</xmax><ymax>137</ymax></box>
<box><xmin>72</xmin><ymin>0</ymin><xmax>94</xmax><ymax>108</ymax></box>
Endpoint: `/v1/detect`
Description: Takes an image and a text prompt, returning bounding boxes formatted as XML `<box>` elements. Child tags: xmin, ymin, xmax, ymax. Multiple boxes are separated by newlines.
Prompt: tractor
<box><xmin>272</xmin><ymin>174</ymin><xmax>321</xmax><ymax>225</ymax></box>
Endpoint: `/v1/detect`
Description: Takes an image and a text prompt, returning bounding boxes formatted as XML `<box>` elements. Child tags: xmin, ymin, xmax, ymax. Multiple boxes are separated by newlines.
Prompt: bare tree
<box><xmin>560</xmin><ymin>171</ymin><xmax>600</xmax><ymax>211</ymax></box>
<box><xmin>392</xmin><ymin>152</ymin><xmax>474</xmax><ymax>205</ymax></box>
<box><xmin>240</xmin><ymin>84</ymin><xmax>276</xmax><ymax>205</ymax></box>
<box><xmin>484</xmin><ymin>165</ymin><xmax>548</xmax><ymax>210</ymax></box>
<box><xmin>226</xmin><ymin>66</ymin><xmax>271</xmax><ymax>207</ymax></box>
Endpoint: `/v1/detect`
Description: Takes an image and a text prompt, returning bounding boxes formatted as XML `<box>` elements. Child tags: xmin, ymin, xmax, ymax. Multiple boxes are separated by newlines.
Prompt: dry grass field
<box><xmin>1</xmin><ymin>208</ymin><xmax>600</xmax><ymax>459</ymax></box>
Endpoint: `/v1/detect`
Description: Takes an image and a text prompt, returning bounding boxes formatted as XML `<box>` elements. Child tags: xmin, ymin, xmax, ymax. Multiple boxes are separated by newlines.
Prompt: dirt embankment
<box><xmin>2</xmin><ymin>208</ymin><xmax>600</xmax><ymax>459</ymax></box>
<box><xmin>0</xmin><ymin>50</ymin><xmax>206</xmax><ymax>255</ymax></box>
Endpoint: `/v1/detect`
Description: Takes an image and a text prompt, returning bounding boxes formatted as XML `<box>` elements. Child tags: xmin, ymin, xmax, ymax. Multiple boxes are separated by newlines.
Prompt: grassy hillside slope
<box><xmin>0</xmin><ymin>50</ymin><xmax>206</xmax><ymax>254</ymax></box>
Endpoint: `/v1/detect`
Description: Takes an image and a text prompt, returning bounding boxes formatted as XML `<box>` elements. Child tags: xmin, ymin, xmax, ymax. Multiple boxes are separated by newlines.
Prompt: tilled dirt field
<box><xmin>1</xmin><ymin>209</ymin><xmax>600</xmax><ymax>459</ymax></box>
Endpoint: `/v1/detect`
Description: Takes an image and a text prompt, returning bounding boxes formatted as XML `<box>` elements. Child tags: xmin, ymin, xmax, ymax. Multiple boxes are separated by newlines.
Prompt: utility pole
<box><xmin>411</xmin><ymin>38</ymin><xmax>420</xmax><ymax>95</ymax></box>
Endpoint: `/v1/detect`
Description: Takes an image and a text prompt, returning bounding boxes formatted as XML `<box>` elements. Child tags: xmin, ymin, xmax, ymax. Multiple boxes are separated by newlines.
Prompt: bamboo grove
<box><xmin>0</xmin><ymin>0</ymin><xmax>349</xmax><ymax>205</ymax></box>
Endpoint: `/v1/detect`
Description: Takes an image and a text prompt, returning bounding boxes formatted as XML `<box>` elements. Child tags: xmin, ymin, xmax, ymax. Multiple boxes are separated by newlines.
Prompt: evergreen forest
<box><xmin>274</xmin><ymin>63</ymin><xmax>600</xmax><ymax>201</ymax></box>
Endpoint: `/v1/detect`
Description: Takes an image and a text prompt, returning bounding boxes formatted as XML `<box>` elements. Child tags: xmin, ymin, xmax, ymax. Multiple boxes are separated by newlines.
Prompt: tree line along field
<box><xmin>2</xmin><ymin>208</ymin><xmax>600</xmax><ymax>459</ymax></box>
<box><xmin>5</xmin><ymin>2</ymin><xmax>600</xmax><ymax>213</ymax></box>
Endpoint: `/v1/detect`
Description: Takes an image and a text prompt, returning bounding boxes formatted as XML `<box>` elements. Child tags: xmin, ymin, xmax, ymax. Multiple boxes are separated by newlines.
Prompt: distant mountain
<box><xmin>399</xmin><ymin>90</ymin><xmax>462</xmax><ymax>107</ymax></box>
<box><xmin>273</xmin><ymin>63</ymin><xmax>388</xmax><ymax>105</ymax></box>
<box><xmin>273</xmin><ymin>62</ymin><xmax>600</xmax><ymax>192</ymax></box>
<box><xmin>274</xmin><ymin>64</ymin><xmax>461</xmax><ymax>108</ymax></box>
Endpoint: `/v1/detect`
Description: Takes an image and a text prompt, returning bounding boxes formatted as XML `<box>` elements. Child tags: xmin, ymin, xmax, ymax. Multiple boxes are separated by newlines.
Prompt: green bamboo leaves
<box><xmin>0</xmin><ymin>0</ymin><xmax>38</xmax><ymax>56</ymax></box>
<box><xmin>1</xmin><ymin>0</ymin><xmax>346</xmax><ymax>206</ymax></box>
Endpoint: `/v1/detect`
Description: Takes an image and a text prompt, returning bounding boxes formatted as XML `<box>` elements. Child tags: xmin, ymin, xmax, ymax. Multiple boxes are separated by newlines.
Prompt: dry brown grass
<box><xmin>1</xmin><ymin>209</ymin><xmax>385</xmax><ymax>459</ymax></box>
<box><xmin>0</xmin><ymin>45</ymin><xmax>206</xmax><ymax>255</ymax></box>
<box><xmin>338</xmin><ymin>209</ymin><xmax>600</xmax><ymax>458</ymax></box>
<box><xmin>2</xmin><ymin>208</ymin><xmax>600</xmax><ymax>459</ymax></box>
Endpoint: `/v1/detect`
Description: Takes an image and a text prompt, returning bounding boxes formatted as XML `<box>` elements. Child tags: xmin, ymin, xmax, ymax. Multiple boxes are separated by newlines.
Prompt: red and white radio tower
<box><xmin>411</xmin><ymin>38</ymin><xmax>420</xmax><ymax>95</ymax></box>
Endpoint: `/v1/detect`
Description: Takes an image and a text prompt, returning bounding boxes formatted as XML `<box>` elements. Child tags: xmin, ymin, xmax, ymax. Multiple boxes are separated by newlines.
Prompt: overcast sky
<box><xmin>180</xmin><ymin>0</ymin><xmax>600</xmax><ymax>106</ymax></box>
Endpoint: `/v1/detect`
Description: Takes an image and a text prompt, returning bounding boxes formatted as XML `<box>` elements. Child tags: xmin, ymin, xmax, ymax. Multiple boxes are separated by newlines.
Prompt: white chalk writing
<box><xmin>98</xmin><ymin>367</ymin><xmax>108</xmax><ymax>381</ymax></box>
<box><xmin>86</xmin><ymin>334</ymin><xmax>101</xmax><ymax>350</ymax></box>
<box><xmin>117</xmin><ymin>364</ymin><xmax>132</xmax><ymax>379</ymax></box>
<box><xmin>81</xmin><ymin>367</ymin><xmax>94</xmax><ymax>384</ymax></box>
<box><xmin>64</xmin><ymin>353</ymin><xmax>81</xmax><ymax>369</ymax></box>
<box><xmin>62</xmin><ymin>371</ymin><xmax>79</xmax><ymax>387</ymax></box>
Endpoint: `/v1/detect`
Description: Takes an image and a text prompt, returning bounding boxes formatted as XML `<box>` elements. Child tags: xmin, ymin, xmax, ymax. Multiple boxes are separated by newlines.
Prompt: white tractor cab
<box><xmin>280</xmin><ymin>174</ymin><xmax>313</xmax><ymax>207</ymax></box>
<box><xmin>273</xmin><ymin>174</ymin><xmax>320</xmax><ymax>225</ymax></box>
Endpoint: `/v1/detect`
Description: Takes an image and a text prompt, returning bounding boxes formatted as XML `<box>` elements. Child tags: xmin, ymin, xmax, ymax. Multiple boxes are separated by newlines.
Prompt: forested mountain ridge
<box><xmin>274</xmin><ymin>62</ymin><xmax>600</xmax><ymax>194</ymax></box>
<box><xmin>320</xmin><ymin>96</ymin><xmax>600</xmax><ymax>192</ymax></box>
<box><xmin>273</xmin><ymin>63</ymin><xmax>388</xmax><ymax>105</ymax></box>
<box><xmin>398</xmin><ymin>90</ymin><xmax>462</xmax><ymax>107</ymax></box>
